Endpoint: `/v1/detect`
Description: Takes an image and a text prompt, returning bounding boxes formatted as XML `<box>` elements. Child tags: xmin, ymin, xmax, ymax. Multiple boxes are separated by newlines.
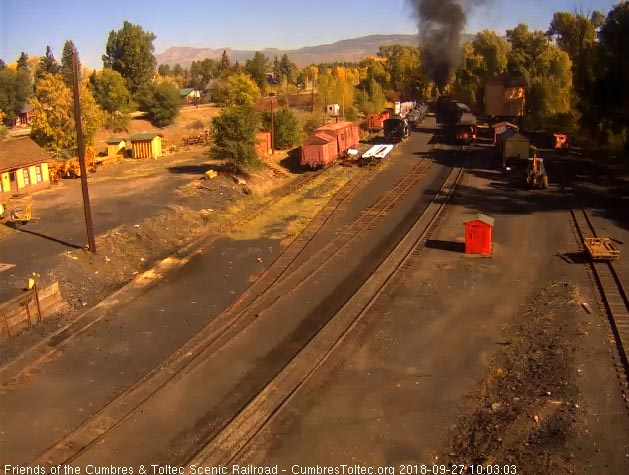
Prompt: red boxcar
<box><xmin>301</xmin><ymin>132</ymin><xmax>338</xmax><ymax>167</ymax></box>
<box><xmin>301</xmin><ymin>121</ymin><xmax>360</xmax><ymax>168</ymax></box>
<box><xmin>367</xmin><ymin>111</ymin><xmax>390</xmax><ymax>131</ymax></box>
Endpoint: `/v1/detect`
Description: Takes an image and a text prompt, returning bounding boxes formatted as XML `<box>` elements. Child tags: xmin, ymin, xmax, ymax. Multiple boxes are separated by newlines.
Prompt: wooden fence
<box><xmin>0</xmin><ymin>282</ymin><xmax>63</xmax><ymax>342</ymax></box>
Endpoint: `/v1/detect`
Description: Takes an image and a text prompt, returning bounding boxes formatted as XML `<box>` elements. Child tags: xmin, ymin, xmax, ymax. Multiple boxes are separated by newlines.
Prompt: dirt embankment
<box><xmin>445</xmin><ymin>282</ymin><xmax>589</xmax><ymax>473</ymax></box>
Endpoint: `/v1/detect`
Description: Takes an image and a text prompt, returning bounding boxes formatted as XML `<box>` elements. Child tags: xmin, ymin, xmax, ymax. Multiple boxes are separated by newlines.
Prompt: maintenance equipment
<box><xmin>584</xmin><ymin>237</ymin><xmax>621</xmax><ymax>261</ymax></box>
<box><xmin>526</xmin><ymin>155</ymin><xmax>548</xmax><ymax>189</ymax></box>
<box><xmin>8</xmin><ymin>204</ymin><xmax>36</xmax><ymax>227</ymax></box>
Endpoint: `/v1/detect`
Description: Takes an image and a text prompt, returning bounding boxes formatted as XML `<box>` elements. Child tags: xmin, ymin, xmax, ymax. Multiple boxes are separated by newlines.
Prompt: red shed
<box><xmin>301</xmin><ymin>132</ymin><xmax>338</xmax><ymax>167</ymax></box>
<box><xmin>464</xmin><ymin>213</ymin><xmax>494</xmax><ymax>255</ymax></box>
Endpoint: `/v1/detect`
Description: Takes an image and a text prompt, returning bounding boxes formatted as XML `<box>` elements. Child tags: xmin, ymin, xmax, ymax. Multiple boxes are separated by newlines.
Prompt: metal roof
<box><xmin>105</xmin><ymin>137</ymin><xmax>126</xmax><ymax>144</ymax></box>
<box><xmin>303</xmin><ymin>132</ymin><xmax>335</xmax><ymax>145</ymax></box>
<box><xmin>499</xmin><ymin>129</ymin><xmax>528</xmax><ymax>142</ymax></box>
<box><xmin>129</xmin><ymin>133</ymin><xmax>163</xmax><ymax>141</ymax></box>
<box><xmin>457</xmin><ymin>113</ymin><xmax>477</xmax><ymax>125</ymax></box>
<box><xmin>179</xmin><ymin>88</ymin><xmax>195</xmax><ymax>96</ymax></box>
<box><xmin>0</xmin><ymin>137</ymin><xmax>51</xmax><ymax>173</ymax></box>
<box><xmin>464</xmin><ymin>213</ymin><xmax>495</xmax><ymax>227</ymax></box>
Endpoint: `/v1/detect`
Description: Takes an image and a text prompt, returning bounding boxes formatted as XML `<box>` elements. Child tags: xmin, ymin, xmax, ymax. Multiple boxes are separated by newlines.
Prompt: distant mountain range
<box><xmin>155</xmin><ymin>34</ymin><xmax>477</xmax><ymax>67</ymax></box>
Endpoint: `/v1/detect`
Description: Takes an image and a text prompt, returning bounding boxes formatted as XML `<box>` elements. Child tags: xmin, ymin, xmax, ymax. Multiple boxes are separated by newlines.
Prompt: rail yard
<box><xmin>2</xmin><ymin>1</ymin><xmax>629</xmax><ymax>473</ymax></box>
<box><xmin>0</xmin><ymin>108</ymin><xmax>627</xmax><ymax>474</ymax></box>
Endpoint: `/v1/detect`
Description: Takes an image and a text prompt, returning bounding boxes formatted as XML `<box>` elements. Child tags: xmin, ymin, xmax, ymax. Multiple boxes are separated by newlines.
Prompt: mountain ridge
<box><xmin>155</xmin><ymin>33</ymin><xmax>476</xmax><ymax>67</ymax></box>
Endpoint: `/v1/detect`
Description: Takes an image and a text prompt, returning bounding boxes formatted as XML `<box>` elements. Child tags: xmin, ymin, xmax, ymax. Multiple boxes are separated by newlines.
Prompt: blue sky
<box><xmin>0</xmin><ymin>0</ymin><xmax>620</xmax><ymax>69</ymax></box>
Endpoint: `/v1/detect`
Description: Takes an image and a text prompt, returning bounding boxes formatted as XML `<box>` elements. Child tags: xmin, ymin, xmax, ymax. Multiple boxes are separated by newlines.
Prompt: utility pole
<box><xmin>270</xmin><ymin>93</ymin><xmax>275</xmax><ymax>154</ymax></box>
<box><xmin>71</xmin><ymin>49</ymin><xmax>96</xmax><ymax>253</ymax></box>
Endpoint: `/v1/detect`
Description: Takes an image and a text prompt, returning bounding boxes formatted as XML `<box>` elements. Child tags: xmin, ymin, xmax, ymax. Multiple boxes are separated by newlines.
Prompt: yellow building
<box><xmin>0</xmin><ymin>137</ymin><xmax>51</xmax><ymax>200</ymax></box>
<box><xmin>105</xmin><ymin>137</ymin><xmax>126</xmax><ymax>157</ymax></box>
<box><xmin>129</xmin><ymin>133</ymin><xmax>163</xmax><ymax>159</ymax></box>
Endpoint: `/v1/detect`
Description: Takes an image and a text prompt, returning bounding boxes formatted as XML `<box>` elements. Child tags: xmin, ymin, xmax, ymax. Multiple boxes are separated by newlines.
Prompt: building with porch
<box><xmin>0</xmin><ymin>137</ymin><xmax>51</xmax><ymax>199</ymax></box>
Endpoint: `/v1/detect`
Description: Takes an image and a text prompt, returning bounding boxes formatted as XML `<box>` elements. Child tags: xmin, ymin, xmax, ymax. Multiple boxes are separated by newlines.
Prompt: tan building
<box><xmin>0</xmin><ymin>137</ymin><xmax>51</xmax><ymax>200</ymax></box>
<box><xmin>129</xmin><ymin>133</ymin><xmax>163</xmax><ymax>159</ymax></box>
<box><xmin>105</xmin><ymin>137</ymin><xmax>126</xmax><ymax>157</ymax></box>
<box><xmin>484</xmin><ymin>74</ymin><xmax>526</xmax><ymax>117</ymax></box>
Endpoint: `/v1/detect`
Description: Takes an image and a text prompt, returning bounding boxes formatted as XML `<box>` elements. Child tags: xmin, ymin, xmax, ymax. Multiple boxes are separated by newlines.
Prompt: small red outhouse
<box><xmin>464</xmin><ymin>213</ymin><xmax>494</xmax><ymax>255</ymax></box>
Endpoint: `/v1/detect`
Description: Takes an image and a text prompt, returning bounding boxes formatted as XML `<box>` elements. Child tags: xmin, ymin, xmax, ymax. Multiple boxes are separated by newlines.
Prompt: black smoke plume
<box><xmin>408</xmin><ymin>0</ymin><xmax>486</xmax><ymax>91</ymax></box>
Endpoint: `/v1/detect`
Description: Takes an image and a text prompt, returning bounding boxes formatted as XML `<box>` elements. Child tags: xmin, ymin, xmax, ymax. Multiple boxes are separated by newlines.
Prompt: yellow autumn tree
<box><xmin>30</xmin><ymin>73</ymin><xmax>103</xmax><ymax>156</ymax></box>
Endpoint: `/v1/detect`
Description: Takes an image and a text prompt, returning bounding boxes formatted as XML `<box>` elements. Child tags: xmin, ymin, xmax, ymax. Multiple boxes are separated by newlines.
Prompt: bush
<box><xmin>345</xmin><ymin>105</ymin><xmax>358</xmax><ymax>122</ymax></box>
<box><xmin>303</xmin><ymin>113</ymin><xmax>325</xmax><ymax>134</ymax></box>
<box><xmin>212</xmin><ymin>105</ymin><xmax>259</xmax><ymax>166</ymax></box>
<box><xmin>261</xmin><ymin>108</ymin><xmax>302</xmax><ymax>150</ymax></box>
<box><xmin>105</xmin><ymin>112</ymin><xmax>131</xmax><ymax>132</ymax></box>
<box><xmin>189</xmin><ymin>119</ymin><xmax>205</xmax><ymax>130</ymax></box>
<box><xmin>137</xmin><ymin>82</ymin><xmax>180</xmax><ymax>127</ymax></box>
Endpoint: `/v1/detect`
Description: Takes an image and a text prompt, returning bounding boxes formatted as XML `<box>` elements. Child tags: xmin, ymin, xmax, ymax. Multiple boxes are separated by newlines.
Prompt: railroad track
<box><xmin>565</xmin><ymin>184</ymin><xmax>629</xmax><ymax>401</ymax></box>
<box><xmin>0</xmin><ymin>159</ymin><xmax>344</xmax><ymax>386</ymax></box>
<box><xmin>29</xmin><ymin>156</ymin><xmax>431</xmax><ymax>467</ymax></box>
<box><xmin>187</xmin><ymin>164</ymin><xmax>465</xmax><ymax>468</ymax></box>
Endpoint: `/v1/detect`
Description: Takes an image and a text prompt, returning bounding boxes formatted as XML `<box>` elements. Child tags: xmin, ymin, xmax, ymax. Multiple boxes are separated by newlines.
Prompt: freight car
<box><xmin>455</xmin><ymin>113</ymin><xmax>477</xmax><ymax>144</ymax></box>
<box><xmin>367</xmin><ymin>111</ymin><xmax>390</xmax><ymax>132</ymax></box>
<box><xmin>383</xmin><ymin>116</ymin><xmax>410</xmax><ymax>142</ymax></box>
<box><xmin>301</xmin><ymin>121</ymin><xmax>360</xmax><ymax>168</ymax></box>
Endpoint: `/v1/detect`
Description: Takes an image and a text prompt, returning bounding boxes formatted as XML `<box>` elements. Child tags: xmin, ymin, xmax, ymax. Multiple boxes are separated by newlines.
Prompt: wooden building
<box><xmin>484</xmin><ymin>74</ymin><xmax>526</xmax><ymax>117</ymax></box>
<box><xmin>0</xmin><ymin>137</ymin><xmax>51</xmax><ymax>199</ymax></box>
<box><xmin>105</xmin><ymin>137</ymin><xmax>126</xmax><ymax>157</ymax></box>
<box><xmin>491</xmin><ymin>121</ymin><xmax>519</xmax><ymax>144</ymax></box>
<box><xmin>179</xmin><ymin>88</ymin><xmax>200</xmax><ymax>104</ymax></box>
<box><xmin>129</xmin><ymin>133</ymin><xmax>163</xmax><ymax>159</ymax></box>
<box><xmin>18</xmin><ymin>105</ymin><xmax>35</xmax><ymax>126</ymax></box>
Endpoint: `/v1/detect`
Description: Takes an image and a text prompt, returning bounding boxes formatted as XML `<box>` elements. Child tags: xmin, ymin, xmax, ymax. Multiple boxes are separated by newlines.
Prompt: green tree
<box><xmin>471</xmin><ymin>30</ymin><xmax>508</xmax><ymax>77</ymax></box>
<box><xmin>102</xmin><ymin>21</ymin><xmax>157</xmax><ymax>93</ymax></box>
<box><xmin>378</xmin><ymin>45</ymin><xmax>423</xmax><ymax>99</ymax></box>
<box><xmin>223</xmin><ymin>73</ymin><xmax>261</xmax><ymax>107</ymax></box>
<box><xmin>595</xmin><ymin>2</ymin><xmax>629</xmax><ymax>150</ymax></box>
<box><xmin>212</xmin><ymin>105</ymin><xmax>259</xmax><ymax>166</ymax></box>
<box><xmin>30</xmin><ymin>73</ymin><xmax>103</xmax><ymax>154</ymax></box>
<box><xmin>36</xmin><ymin>46</ymin><xmax>61</xmax><ymax>80</ymax></box>
<box><xmin>0</xmin><ymin>67</ymin><xmax>32</xmax><ymax>124</ymax></box>
<box><xmin>90</xmin><ymin>68</ymin><xmax>134</xmax><ymax>131</ymax></box>
<box><xmin>0</xmin><ymin>59</ymin><xmax>5</xmax><ymax>70</ymax></box>
<box><xmin>245</xmin><ymin>52</ymin><xmax>269</xmax><ymax>93</ymax></box>
<box><xmin>506</xmin><ymin>24</ymin><xmax>573</xmax><ymax>129</ymax></box>
<box><xmin>17</xmin><ymin>52</ymin><xmax>29</xmax><ymax>71</ymax></box>
<box><xmin>261</xmin><ymin>108</ymin><xmax>301</xmax><ymax>150</ymax></box>
<box><xmin>137</xmin><ymin>81</ymin><xmax>180</xmax><ymax>127</ymax></box>
<box><xmin>218</xmin><ymin>50</ymin><xmax>231</xmax><ymax>74</ymax></box>
<box><xmin>0</xmin><ymin>109</ymin><xmax>8</xmax><ymax>140</ymax></box>
<box><xmin>61</xmin><ymin>40</ymin><xmax>80</xmax><ymax>86</ymax></box>
<box><xmin>158</xmin><ymin>64</ymin><xmax>172</xmax><ymax>76</ymax></box>
<box><xmin>189</xmin><ymin>58</ymin><xmax>217</xmax><ymax>89</ymax></box>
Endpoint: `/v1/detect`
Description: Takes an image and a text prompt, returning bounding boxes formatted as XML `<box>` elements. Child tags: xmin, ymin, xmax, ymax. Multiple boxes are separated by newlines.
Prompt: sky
<box><xmin>0</xmin><ymin>0</ymin><xmax>621</xmax><ymax>69</ymax></box>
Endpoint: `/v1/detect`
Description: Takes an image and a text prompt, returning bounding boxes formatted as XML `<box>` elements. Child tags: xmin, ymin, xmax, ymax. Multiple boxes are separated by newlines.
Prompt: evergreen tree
<box><xmin>0</xmin><ymin>59</ymin><xmax>6</xmax><ymax>70</ymax></box>
<box><xmin>245</xmin><ymin>52</ymin><xmax>269</xmax><ymax>93</ymax></box>
<box><xmin>61</xmin><ymin>40</ymin><xmax>80</xmax><ymax>86</ymax></box>
<box><xmin>218</xmin><ymin>50</ymin><xmax>231</xmax><ymax>73</ymax></box>
<box><xmin>17</xmin><ymin>52</ymin><xmax>29</xmax><ymax>71</ymax></box>
<box><xmin>36</xmin><ymin>46</ymin><xmax>61</xmax><ymax>80</ymax></box>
